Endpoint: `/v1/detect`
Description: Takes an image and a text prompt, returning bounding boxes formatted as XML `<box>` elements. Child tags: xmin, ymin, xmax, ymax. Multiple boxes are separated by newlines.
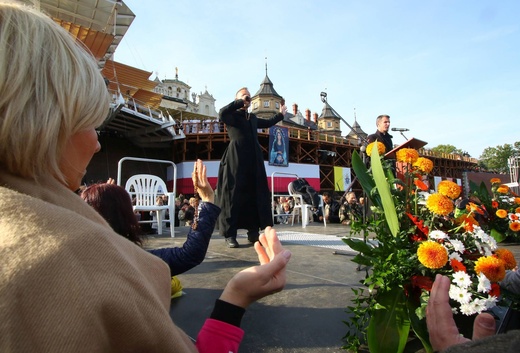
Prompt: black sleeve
<box><xmin>210</xmin><ymin>299</ymin><xmax>246</xmax><ymax>327</ymax></box>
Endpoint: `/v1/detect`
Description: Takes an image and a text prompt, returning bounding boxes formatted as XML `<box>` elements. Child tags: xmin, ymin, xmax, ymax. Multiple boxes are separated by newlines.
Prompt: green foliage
<box><xmin>479</xmin><ymin>142</ymin><xmax>519</xmax><ymax>173</ymax></box>
<box><xmin>431</xmin><ymin>144</ymin><xmax>464</xmax><ymax>155</ymax></box>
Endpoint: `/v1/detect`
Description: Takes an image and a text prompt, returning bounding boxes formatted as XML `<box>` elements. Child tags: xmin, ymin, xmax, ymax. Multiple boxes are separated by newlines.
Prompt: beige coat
<box><xmin>0</xmin><ymin>171</ymin><xmax>198</xmax><ymax>352</ymax></box>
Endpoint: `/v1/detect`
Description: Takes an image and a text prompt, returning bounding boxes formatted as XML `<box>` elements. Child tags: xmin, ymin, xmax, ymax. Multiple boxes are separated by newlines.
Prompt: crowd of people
<box><xmin>1</xmin><ymin>2</ymin><xmax>518</xmax><ymax>352</ymax></box>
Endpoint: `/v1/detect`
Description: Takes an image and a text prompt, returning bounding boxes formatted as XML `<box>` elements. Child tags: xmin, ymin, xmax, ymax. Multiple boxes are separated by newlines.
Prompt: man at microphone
<box><xmin>367</xmin><ymin>114</ymin><xmax>393</xmax><ymax>154</ymax></box>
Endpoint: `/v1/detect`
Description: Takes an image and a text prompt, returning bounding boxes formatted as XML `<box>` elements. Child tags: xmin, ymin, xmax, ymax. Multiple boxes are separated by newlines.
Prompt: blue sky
<box><xmin>114</xmin><ymin>0</ymin><xmax>519</xmax><ymax>159</ymax></box>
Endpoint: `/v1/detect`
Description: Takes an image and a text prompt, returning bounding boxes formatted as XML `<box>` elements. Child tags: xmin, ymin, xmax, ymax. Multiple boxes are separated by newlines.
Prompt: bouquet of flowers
<box><xmin>342</xmin><ymin>143</ymin><xmax>518</xmax><ymax>353</ymax></box>
<box><xmin>469</xmin><ymin>178</ymin><xmax>520</xmax><ymax>242</ymax></box>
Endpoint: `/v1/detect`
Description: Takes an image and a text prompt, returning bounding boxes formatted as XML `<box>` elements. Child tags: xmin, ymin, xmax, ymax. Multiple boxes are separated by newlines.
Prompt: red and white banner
<box><xmin>168</xmin><ymin>161</ymin><xmax>320</xmax><ymax>195</ymax></box>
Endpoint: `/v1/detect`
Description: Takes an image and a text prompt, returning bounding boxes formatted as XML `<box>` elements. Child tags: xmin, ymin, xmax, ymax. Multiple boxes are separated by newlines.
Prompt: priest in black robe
<box><xmin>216</xmin><ymin>87</ymin><xmax>287</xmax><ymax>248</ymax></box>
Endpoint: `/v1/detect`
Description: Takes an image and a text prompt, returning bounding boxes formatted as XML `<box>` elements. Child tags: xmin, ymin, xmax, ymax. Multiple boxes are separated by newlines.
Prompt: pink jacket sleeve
<box><xmin>195</xmin><ymin>319</ymin><xmax>244</xmax><ymax>353</ymax></box>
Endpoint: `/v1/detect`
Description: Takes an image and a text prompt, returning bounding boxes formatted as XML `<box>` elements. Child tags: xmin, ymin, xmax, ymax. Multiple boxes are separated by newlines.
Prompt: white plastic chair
<box><xmin>125</xmin><ymin>174</ymin><xmax>175</xmax><ymax>237</ymax></box>
<box><xmin>288</xmin><ymin>182</ymin><xmax>326</xmax><ymax>228</ymax></box>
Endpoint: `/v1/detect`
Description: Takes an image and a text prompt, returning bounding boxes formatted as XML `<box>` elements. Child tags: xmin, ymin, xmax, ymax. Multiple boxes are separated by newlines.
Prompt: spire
<box><xmin>253</xmin><ymin>59</ymin><xmax>281</xmax><ymax>97</ymax></box>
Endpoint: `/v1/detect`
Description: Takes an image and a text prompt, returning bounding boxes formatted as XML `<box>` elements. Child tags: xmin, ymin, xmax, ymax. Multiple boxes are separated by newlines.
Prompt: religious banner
<box><xmin>334</xmin><ymin>166</ymin><xmax>352</xmax><ymax>191</ymax></box>
<box><xmin>269</xmin><ymin>126</ymin><xmax>289</xmax><ymax>167</ymax></box>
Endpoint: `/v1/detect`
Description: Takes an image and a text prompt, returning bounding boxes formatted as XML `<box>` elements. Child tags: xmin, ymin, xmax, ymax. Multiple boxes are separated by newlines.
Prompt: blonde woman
<box><xmin>0</xmin><ymin>3</ymin><xmax>290</xmax><ymax>352</ymax></box>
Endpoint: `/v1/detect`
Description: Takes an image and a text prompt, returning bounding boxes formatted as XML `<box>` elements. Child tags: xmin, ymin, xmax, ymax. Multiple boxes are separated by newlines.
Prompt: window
<box><xmin>327</xmin><ymin>121</ymin><xmax>332</xmax><ymax>128</ymax></box>
<box><xmin>253</xmin><ymin>102</ymin><xmax>258</xmax><ymax>109</ymax></box>
<box><xmin>263</xmin><ymin>100</ymin><xmax>270</xmax><ymax>108</ymax></box>
<box><xmin>275</xmin><ymin>102</ymin><xmax>280</xmax><ymax>109</ymax></box>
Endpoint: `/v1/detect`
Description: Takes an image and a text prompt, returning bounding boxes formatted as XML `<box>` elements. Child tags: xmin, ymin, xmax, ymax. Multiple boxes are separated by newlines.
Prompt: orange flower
<box><xmin>467</xmin><ymin>202</ymin><xmax>484</xmax><ymax>215</ymax></box>
<box><xmin>515</xmin><ymin>198</ymin><xmax>520</xmax><ymax>205</ymax></box>
<box><xmin>494</xmin><ymin>248</ymin><xmax>517</xmax><ymax>270</ymax></box>
<box><xmin>510</xmin><ymin>222</ymin><xmax>520</xmax><ymax>232</ymax></box>
<box><xmin>491</xmin><ymin>201</ymin><xmax>499</xmax><ymax>209</ymax></box>
<box><xmin>417</xmin><ymin>241</ymin><xmax>448</xmax><ymax>269</ymax></box>
<box><xmin>426</xmin><ymin>193</ymin><xmax>454</xmax><ymax>216</ymax></box>
<box><xmin>496</xmin><ymin>209</ymin><xmax>508</xmax><ymax>218</ymax></box>
<box><xmin>490</xmin><ymin>178</ymin><xmax>501</xmax><ymax>184</ymax></box>
<box><xmin>366</xmin><ymin>141</ymin><xmax>386</xmax><ymax>156</ymax></box>
<box><xmin>516</xmin><ymin>206</ymin><xmax>520</xmax><ymax>213</ymax></box>
<box><xmin>474</xmin><ymin>256</ymin><xmax>506</xmax><ymax>282</ymax></box>
<box><xmin>396</xmin><ymin>148</ymin><xmax>419</xmax><ymax>164</ymax></box>
<box><xmin>497</xmin><ymin>185</ymin><xmax>509</xmax><ymax>194</ymax></box>
<box><xmin>437</xmin><ymin>180</ymin><xmax>461</xmax><ymax>199</ymax></box>
<box><xmin>489</xmin><ymin>282</ymin><xmax>501</xmax><ymax>297</ymax></box>
<box><xmin>511</xmin><ymin>214</ymin><xmax>519</xmax><ymax>221</ymax></box>
<box><xmin>414</xmin><ymin>179</ymin><xmax>429</xmax><ymax>191</ymax></box>
<box><xmin>456</xmin><ymin>214</ymin><xmax>479</xmax><ymax>232</ymax></box>
<box><xmin>413</xmin><ymin>157</ymin><xmax>433</xmax><ymax>174</ymax></box>
<box><xmin>450</xmin><ymin>258</ymin><xmax>467</xmax><ymax>272</ymax></box>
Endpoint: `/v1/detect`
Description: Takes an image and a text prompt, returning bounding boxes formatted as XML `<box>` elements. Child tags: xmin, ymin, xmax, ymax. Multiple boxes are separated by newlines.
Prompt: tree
<box><xmin>431</xmin><ymin>144</ymin><xmax>464</xmax><ymax>155</ymax></box>
<box><xmin>479</xmin><ymin>143</ymin><xmax>519</xmax><ymax>173</ymax></box>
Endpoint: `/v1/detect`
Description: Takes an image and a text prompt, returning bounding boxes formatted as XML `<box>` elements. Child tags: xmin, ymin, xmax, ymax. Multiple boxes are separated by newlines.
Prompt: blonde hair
<box><xmin>0</xmin><ymin>2</ymin><xmax>110</xmax><ymax>181</ymax></box>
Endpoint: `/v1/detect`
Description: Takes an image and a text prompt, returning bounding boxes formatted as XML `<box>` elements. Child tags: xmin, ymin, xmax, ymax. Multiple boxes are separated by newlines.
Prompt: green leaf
<box><xmin>352</xmin><ymin>151</ymin><xmax>378</xmax><ymax>206</ymax></box>
<box><xmin>407</xmin><ymin>300</ymin><xmax>433</xmax><ymax>353</ymax></box>
<box><xmin>367</xmin><ymin>287</ymin><xmax>410</xmax><ymax>353</ymax></box>
<box><xmin>371</xmin><ymin>146</ymin><xmax>399</xmax><ymax>237</ymax></box>
<box><xmin>491</xmin><ymin>228</ymin><xmax>507</xmax><ymax>243</ymax></box>
<box><xmin>343</xmin><ymin>238</ymin><xmax>373</xmax><ymax>254</ymax></box>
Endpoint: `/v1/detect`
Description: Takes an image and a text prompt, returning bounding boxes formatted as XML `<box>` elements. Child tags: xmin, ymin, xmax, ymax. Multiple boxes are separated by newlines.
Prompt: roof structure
<box><xmin>24</xmin><ymin>0</ymin><xmax>135</xmax><ymax>67</ymax></box>
<box><xmin>319</xmin><ymin>101</ymin><xmax>341</xmax><ymax>120</ymax></box>
<box><xmin>253</xmin><ymin>64</ymin><xmax>282</xmax><ymax>98</ymax></box>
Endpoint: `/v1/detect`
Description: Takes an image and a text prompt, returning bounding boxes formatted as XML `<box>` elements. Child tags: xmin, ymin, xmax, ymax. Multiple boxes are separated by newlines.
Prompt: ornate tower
<box><xmin>318</xmin><ymin>98</ymin><xmax>342</xmax><ymax>136</ymax></box>
<box><xmin>251</xmin><ymin>62</ymin><xmax>284</xmax><ymax>119</ymax></box>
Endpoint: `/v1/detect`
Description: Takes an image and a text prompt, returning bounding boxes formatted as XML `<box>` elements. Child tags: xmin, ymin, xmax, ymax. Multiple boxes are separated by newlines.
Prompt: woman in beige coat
<box><xmin>0</xmin><ymin>3</ymin><xmax>291</xmax><ymax>352</ymax></box>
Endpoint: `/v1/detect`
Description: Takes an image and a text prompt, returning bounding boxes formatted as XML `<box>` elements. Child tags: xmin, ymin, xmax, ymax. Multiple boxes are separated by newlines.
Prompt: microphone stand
<box><xmin>321</xmin><ymin>92</ymin><xmax>369</xmax><ymax>272</ymax></box>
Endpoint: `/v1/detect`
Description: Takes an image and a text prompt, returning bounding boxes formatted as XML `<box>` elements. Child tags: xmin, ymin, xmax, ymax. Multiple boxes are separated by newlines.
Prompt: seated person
<box><xmin>279</xmin><ymin>202</ymin><xmax>293</xmax><ymax>224</ymax></box>
<box><xmin>339</xmin><ymin>191</ymin><xmax>364</xmax><ymax>225</ymax></box>
<box><xmin>314</xmin><ymin>192</ymin><xmax>341</xmax><ymax>223</ymax></box>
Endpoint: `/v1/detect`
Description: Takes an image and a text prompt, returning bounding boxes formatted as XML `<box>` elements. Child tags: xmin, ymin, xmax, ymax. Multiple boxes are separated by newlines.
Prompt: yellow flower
<box><xmin>496</xmin><ymin>209</ymin><xmax>508</xmax><ymax>219</ymax></box>
<box><xmin>366</xmin><ymin>141</ymin><xmax>386</xmax><ymax>156</ymax></box>
<box><xmin>426</xmin><ymin>193</ymin><xmax>454</xmax><ymax>216</ymax></box>
<box><xmin>474</xmin><ymin>256</ymin><xmax>506</xmax><ymax>282</ymax></box>
<box><xmin>417</xmin><ymin>241</ymin><xmax>448</xmax><ymax>269</ymax></box>
<box><xmin>437</xmin><ymin>180</ymin><xmax>461</xmax><ymax>199</ymax></box>
<box><xmin>490</xmin><ymin>178</ymin><xmax>501</xmax><ymax>184</ymax></box>
<box><xmin>510</xmin><ymin>222</ymin><xmax>520</xmax><ymax>232</ymax></box>
<box><xmin>497</xmin><ymin>185</ymin><xmax>509</xmax><ymax>194</ymax></box>
<box><xmin>495</xmin><ymin>248</ymin><xmax>517</xmax><ymax>270</ymax></box>
<box><xmin>396</xmin><ymin>148</ymin><xmax>419</xmax><ymax>164</ymax></box>
<box><xmin>413</xmin><ymin>157</ymin><xmax>433</xmax><ymax>174</ymax></box>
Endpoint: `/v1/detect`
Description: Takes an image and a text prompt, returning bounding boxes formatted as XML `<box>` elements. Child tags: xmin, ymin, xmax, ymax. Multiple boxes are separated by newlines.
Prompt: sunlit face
<box><xmin>347</xmin><ymin>193</ymin><xmax>357</xmax><ymax>204</ymax></box>
<box><xmin>236</xmin><ymin>89</ymin><xmax>251</xmax><ymax>109</ymax></box>
<box><xmin>59</xmin><ymin>128</ymin><xmax>100</xmax><ymax>191</ymax></box>
<box><xmin>323</xmin><ymin>195</ymin><xmax>331</xmax><ymax>204</ymax></box>
<box><xmin>377</xmin><ymin>116</ymin><xmax>390</xmax><ymax>133</ymax></box>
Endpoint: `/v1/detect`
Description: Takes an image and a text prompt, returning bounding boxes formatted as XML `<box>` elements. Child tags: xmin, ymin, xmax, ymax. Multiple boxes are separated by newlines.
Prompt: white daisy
<box><xmin>477</xmin><ymin>273</ymin><xmax>491</xmax><ymax>293</ymax></box>
<box><xmin>449</xmin><ymin>252</ymin><xmax>463</xmax><ymax>262</ymax></box>
<box><xmin>429</xmin><ymin>230</ymin><xmax>448</xmax><ymax>240</ymax></box>
<box><xmin>449</xmin><ymin>239</ymin><xmax>465</xmax><ymax>253</ymax></box>
<box><xmin>453</xmin><ymin>271</ymin><xmax>472</xmax><ymax>289</ymax></box>
<box><xmin>449</xmin><ymin>285</ymin><xmax>472</xmax><ymax>304</ymax></box>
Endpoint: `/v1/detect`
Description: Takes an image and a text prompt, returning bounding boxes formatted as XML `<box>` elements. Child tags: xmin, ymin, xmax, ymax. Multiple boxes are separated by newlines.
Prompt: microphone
<box><xmin>391</xmin><ymin>128</ymin><xmax>409</xmax><ymax>132</ymax></box>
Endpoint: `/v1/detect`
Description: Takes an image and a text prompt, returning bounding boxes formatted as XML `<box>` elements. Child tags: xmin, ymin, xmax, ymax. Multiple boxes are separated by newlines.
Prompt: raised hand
<box><xmin>426</xmin><ymin>274</ymin><xmax>496</xmax><ymax>351</ymax></box>
<box><xmin>192</xmin><ymin>159</ymin><xmax>214</xmax><ymax>203</ymax></box>
<box><xmin>219</xmin><ymin>227</ymin><xmax>291</xmax><ymax>308</ymax></box>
